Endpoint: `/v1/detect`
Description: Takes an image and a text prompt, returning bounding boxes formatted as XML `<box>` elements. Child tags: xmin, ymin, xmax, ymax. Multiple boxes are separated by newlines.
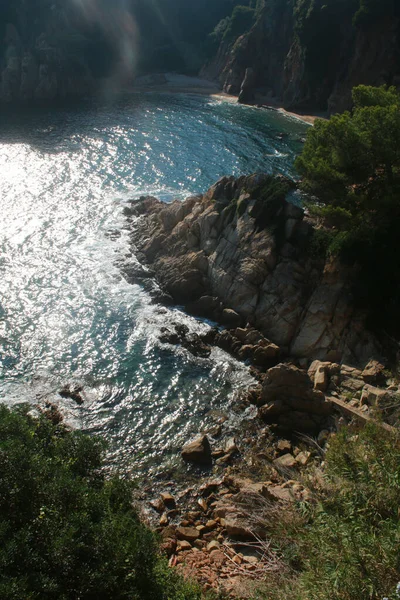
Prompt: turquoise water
<box><xmin>0</xmin><ymin>93</ymin><xmax>307</xmax><ymax>476</ymax></box>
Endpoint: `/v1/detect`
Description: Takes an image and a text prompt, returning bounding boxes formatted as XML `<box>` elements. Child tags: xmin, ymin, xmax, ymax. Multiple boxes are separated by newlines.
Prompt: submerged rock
<box><xmin>59</xmin><ymin>384</ymin><xmax>84</xmax><ymax>405</ymax></box>
<box><xmin>159</xmin><ymin>323</ymin><xmax>212</xmax><ymax>358</ymax></box>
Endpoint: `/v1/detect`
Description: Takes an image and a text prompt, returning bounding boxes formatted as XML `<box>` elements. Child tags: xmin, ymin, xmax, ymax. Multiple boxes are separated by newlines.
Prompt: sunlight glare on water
<box><xmin>0</xmin><ymin>93</ymin><xmax>307</xmax><ymax>476</ymax></box>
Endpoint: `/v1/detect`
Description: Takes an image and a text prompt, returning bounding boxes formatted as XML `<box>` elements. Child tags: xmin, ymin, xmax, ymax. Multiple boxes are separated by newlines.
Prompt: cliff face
<box><xmin>0</xmin><ymin>0</ymin><xmax>136</xmax><ymax>104</ymax></box>
<box><xmin>0</xmin><ymin>2</ymin><xmax>93</xmax><ymax>103</ymax></box>
<box><xmin>201</xmin><ymin>1</ymin><xmax>294</xmax><ymax>98</ymax></box>
<box><xmin>127</xmin><ymin>174</ymin><xmax>378</xmax><ymax>364</ymax></box>
<box><xmin>0</xmin><ymin>0</ymin><xmax>244</xmax><ymax>104</ymax></box>
<box><xmin>327</xmin><ymin>17</ymin><xmax>400</xmax><ymax>114</ymax></box>
<box><xmin>201</xmin><ymin>0</ymin><xmax>400</xmax><ymax>113</ymax></box>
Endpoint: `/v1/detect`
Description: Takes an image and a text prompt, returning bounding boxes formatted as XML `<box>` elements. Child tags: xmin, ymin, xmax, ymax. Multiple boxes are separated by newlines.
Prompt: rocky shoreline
<box><xmin>122</xmin><ymin>173</ymin><xmax>400</xmax><ymax>596</ymax></box>
<box><xmin>125</xmin><ymin>173</ymin><xmax>377</xmax><ymax>364</ymax></box>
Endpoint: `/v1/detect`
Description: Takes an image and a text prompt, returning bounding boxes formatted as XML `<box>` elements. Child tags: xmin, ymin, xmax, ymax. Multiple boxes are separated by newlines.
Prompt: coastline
<box><xmin>126</xmin><ymin>173</ymin><xmax>397</xmax><ymax>597</ymax></box>
<box><xmin>129</xmin><ymin>73</ymin><xmax>324</xmax><ymax>125</ymax></box>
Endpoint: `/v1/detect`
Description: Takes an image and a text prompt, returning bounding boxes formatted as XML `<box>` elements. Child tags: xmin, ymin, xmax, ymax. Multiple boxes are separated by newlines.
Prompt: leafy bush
<box><xmin>255</xmin><ymin>424</ymin><xmax>400</xmax><ymax>600</ymax></box>
<box><xmin>249</xmin><ymin>175</ymin><xmax>294</xmax><ymax>231</ymax></box>
<box><xmin>306</xmin><ymin>227</ymin><xmax>336</xmax><ymax>259</ymax></box>
<box><xmin>222</xmin><ymin>5</ymin><xmax>256</xmax><ymax>42</ymax></box>
<box><xmin>0</xmin><ymin>405</ymin><xmax>201</xmax><ymax>600</ymax></box>
<box><xmin>295</xmin><ymin>425</ymin><xmax>400</xmax><ymax>600</ymax></box>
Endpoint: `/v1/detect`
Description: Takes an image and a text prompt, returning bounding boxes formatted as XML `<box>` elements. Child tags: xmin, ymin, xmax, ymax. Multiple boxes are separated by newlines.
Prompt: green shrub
<box><xmin>0</xmin><ymin>405</ymin><xmax>201</xmax><ymax>600</ymax></box>
<box><xmin>249</xmin><ymin>175</ymin><xmax>294</xmax><ymax>231</ymax></box>
<box><xmin>222</xmin><ymin>5</ymin><xmax>256</xmax><ymax>42</ymax></box>
<box><xmin>255</xmin><ymin>424</ymin><xmax>400</xmax><ymax>600</ymax></box>
<box><xmin>295</xmin><ymin>425</ymin><xmax>400</xmax><ymax>600</ymax></box>
<box><xmin>307</xmin><ymin>227</ymin><xmax>336</xmax><ymax>259</ymax></box>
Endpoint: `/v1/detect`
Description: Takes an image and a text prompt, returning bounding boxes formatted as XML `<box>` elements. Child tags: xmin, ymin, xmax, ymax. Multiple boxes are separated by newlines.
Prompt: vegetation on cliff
<box><xmin>257</xmin><ymin>423</ymin><xmax>400</xmax><ymax>600</ymax></box>
<box><xmin>296</xmin><ymin>84</ymin><xmax>400</xmax><ymax>337</ymax></box>
<box><xmin>0</xmin><ymin>405</ymin><xmax>201</xmax><ymax>600</ymax></box>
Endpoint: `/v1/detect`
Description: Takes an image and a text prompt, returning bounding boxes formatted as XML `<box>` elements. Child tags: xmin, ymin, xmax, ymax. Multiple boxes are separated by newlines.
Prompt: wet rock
<box><xmin>59</xmin><ymin>384</ymin><xmax>84</xmax><ymax>405</ymax></box>
<box><xmin>42</xmin><ymin>402</ymin><xmax>63</xmax><ymax>425</ymax></box>
<box><xmin>253</xmin><ymin>344</ymin><xmax>280</xmax><ymax>368</ymax></box>
<box><xmin>238</xmin><ymin>67</ymin><xmax>256</xmax><ymax>104</ymax></box>
<box><xmin>128</xmin><ymin>175</ymin><xmax>380</xmax><ymax>365</ymax></box>
<box><xmin>159</xmin><ymin>324</ymin><xmax>211</xmax><ymax>358</ymax></box>
<box><xmin>159</xmin><ymin>328</ymin><xmax>180</xmax><ymax>345</ymax></box>
<box><xmin>182</xmin><ymin>435</ymin><xmax>212</xmax><ymax>465</ymax></box>
<box><xmin>184</xmin><ymin>335</ymin><xmax>212</xmax><ymax>359</ymax></box>
<box><xmin>121</xmin><ymin>262</ymin><xmax>153</xmax><ymax>283</ymax></box>
<box><xmin>186</xmin><ymin>295</ymin><xmax>221</xmax><ymax>319</ymax></box>
<box><xmin>213</xmin><ymin>327</ymin><xmax>281</xmax><ymax>370</ymax></box>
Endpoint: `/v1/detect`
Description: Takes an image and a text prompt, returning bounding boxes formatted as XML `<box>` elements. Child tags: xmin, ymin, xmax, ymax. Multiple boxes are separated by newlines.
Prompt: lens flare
<box><xmin>71</xmin><ymin>0</ymin><xmax>139</xmax><ymax>95</ymax></box>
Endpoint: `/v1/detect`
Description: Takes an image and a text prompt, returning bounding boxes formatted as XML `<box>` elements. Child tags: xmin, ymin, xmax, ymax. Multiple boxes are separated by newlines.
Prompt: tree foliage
<box><xmin>255</xmin><ymin>424</ymin><xmax>400</xmax><ymax>600</ymax></box>
<box><xmin>222</xmin><ymin>5</ymin><xmax>256</xmax><ymax>42</ymax></box>
<box><xmin>0</xmin><ymin>405</ymin><xmax>201</xmax><ymax>600</ymax></box>
<box><xmin>296</xmin><ymin>424</ymin><xmax>400</xmax><ymax>600</ymax></box>
<box><xmin>353</xmin><ymin>0</ymin><xmax>400</xmax><ymax>25</ymax></box>
<box><xmin>296</xmin><ymin>85</ymin><xmax>400</xmax><ymax>335</ymax></box>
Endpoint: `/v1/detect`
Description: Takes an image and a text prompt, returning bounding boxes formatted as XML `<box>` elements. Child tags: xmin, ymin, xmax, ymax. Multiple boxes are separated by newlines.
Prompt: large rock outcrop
<box><xmin>127</xmin><ymin>173</ymin><xmax>378</xmax><ymax>363</ymax></box>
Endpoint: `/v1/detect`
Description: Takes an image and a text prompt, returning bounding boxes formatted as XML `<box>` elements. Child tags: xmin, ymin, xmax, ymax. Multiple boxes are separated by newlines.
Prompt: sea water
<box><xmin>0</xmin><ymin>93</ymin><xmax>307</xmax><ymax>477</ymax></box>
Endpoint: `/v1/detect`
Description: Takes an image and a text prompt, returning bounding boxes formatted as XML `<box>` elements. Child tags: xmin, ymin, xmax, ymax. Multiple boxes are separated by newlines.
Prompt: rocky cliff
<box><xmin>201</xmin><ymin>0</ymin><xmax>400</xmax><ymax>113</ymax></box>
<box><xmin>0</xmin><ymin>0</ymin><xmax>133</xmax><ymax>104</ymax></box>
<box><xmin>126</xmin><ymin>174</ymin><xmax>378</xmax><ymax>364</ymax></box>
<box><xmin>0</xmin><ymin>0</ymin><xmax>244</xmax><ymax>104</ymax></box>
<box><xmin>1</xmin><ymin>2</ymin><xmax>90</xmax><ymax>103</ymax></box>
